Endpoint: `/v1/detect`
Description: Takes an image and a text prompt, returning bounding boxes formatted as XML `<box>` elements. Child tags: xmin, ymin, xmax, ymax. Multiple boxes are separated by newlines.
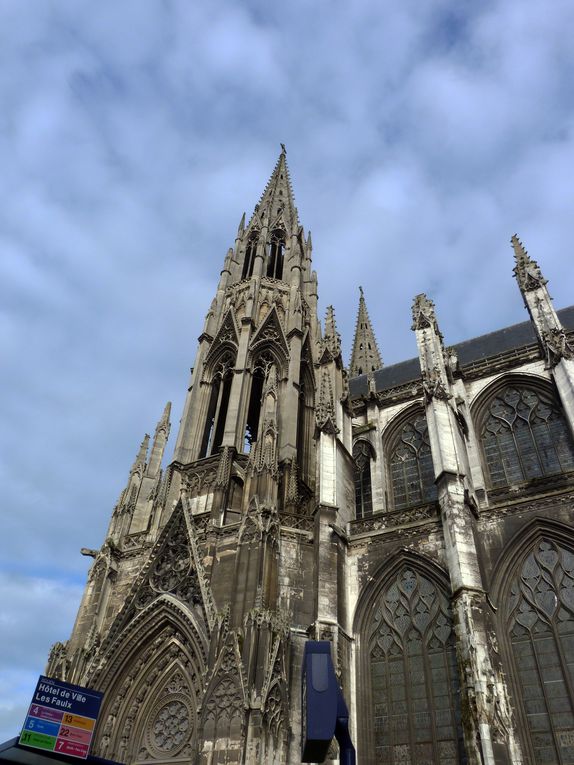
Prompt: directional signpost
<box><xmin>19</xmin><ymin>676</ymin><xmax>103</xmax><ymax>759</ymax></box>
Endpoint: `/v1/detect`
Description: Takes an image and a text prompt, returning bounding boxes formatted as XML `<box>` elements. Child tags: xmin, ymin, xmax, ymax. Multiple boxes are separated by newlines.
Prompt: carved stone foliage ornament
<box><xmin>411</xmin><ymin>293</ymin><xmax>438</xmax><ymax>333</ymax></box>
<box><xmin>421</xmin><ymin>366</ymin><xmax>451</xmax><ymax>403</ymax></box>
<box><xmin>542</xmin><ymin>326</ymin><xmax>574</xmax><ymax>367</ymax></box>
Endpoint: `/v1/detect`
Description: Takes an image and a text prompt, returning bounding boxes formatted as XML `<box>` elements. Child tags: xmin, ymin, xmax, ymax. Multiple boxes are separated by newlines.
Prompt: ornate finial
<box><xmin>130</xmin><ymin>434</ymin><xmax>150</xmax><ymax>475</ymax></box>
<box><xmin>315</xmin><ymin>369</ymin><xmax>338</xmax><ymax>435</ymax></box>
<box><xmin>359</xmin><ymin>285</ymin><xmax>364</xmax><ymax>297</ymax></box>
<box><xmin>280</xmin><ymin>143</ymin><xmax>286</xmax><ymax>155</ymax></box>
<box><xmin>511</xmin><ymin>234</ymin><xmax>547</xmax><ymax>291</ymax></box>
<box><xmin>411</xmin><ymin>293</ymin><xmax>438</xmax><ymax>332</ymax></box>
<box><xmin>155</xmin><ymin>402</ymin><xmax>171</xmax><ymax>437</ymax></box>
<box><xmin>323</xmin><ymin>305</ymin><xmax>342</xmax><ymax>358</ymax></box>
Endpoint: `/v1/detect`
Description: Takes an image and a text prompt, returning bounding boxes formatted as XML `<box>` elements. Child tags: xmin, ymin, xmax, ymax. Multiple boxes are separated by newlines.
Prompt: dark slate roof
<box><xmin>349</xmin><ymin>305</ymin><xmax>574</xmax><ymax>400</ymax></box>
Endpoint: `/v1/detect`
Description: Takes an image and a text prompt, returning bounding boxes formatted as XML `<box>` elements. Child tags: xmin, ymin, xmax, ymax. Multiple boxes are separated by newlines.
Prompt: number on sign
<box><xmin>64</xmin><ymin>714</ymin><xmax>74</xmax><ymax>724</ymax></box>
<box><xmin>60</xmin><ymin>728</ymin><xmax>70</xmax><ymax>737</ymax></box>
<box><xmin>57</xmin><ymin>741</ymin><xmax>65</xmax><ymax>750</ymax></box>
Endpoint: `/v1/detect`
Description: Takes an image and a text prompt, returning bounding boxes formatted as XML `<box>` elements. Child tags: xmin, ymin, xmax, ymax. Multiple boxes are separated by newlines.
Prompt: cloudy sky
<box><xmin>2</xmin><ymin>0</ymin><xmax>574</xmax><ymax>740</ymax></box>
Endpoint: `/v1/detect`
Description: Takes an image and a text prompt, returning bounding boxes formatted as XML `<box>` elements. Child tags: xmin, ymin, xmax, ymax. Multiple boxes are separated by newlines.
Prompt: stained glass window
<box><xmin>354</xmin><ymin>441</ymin><xmax>373</xmax><ymax>519</ymax></box>
<box><xmin>507</xmin><ymin>539</ymin><xmax>574</xmax><ymax>764</ymax></box>
<box><xmin>389</xmin><ymin>415</ymin><xmax>437</xmax><ymax>510</ymax></box>
<box><xmin>367</xmin><ymin>568</ymin><xmax>466</xmax><ymax>764</ymax></box>
<box><xmin>481</xmin><ymin>386</ymin><xmax>574</xmax><ymax>488</ymax></box>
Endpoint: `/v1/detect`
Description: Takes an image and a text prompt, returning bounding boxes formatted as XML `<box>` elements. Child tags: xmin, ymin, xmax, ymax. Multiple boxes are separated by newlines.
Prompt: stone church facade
<box><xmin>46</xmin><ymin>149</ymin><xmax>574</xmax><ymax>764</ymax></box>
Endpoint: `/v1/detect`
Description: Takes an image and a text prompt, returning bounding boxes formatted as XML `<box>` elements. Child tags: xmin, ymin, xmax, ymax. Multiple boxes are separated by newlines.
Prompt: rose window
<box><xmin>151</xmin><ymin>700</ymin><xmax>190</xmax><ymax>752</ymax></box>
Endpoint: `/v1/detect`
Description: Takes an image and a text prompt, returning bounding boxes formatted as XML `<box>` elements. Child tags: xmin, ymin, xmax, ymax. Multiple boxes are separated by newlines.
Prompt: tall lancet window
<box><xmin>505</xmin><ymin>539</ymin><xmax>574</xmax><ymax>764</ymax></box>
<box><xmin>200</xmin><ymin>352</ymin><xmax>235</xmax><ymax>458</ymax></box>
<box><xmin>389</xmin><ymin>413</ymin><xmax>437</xmax><ymax>510</ymax></box>
<box><xmin>354</xmin><ymin>441</ymin><xmax>373</xmax><ymax>519</ymax></box>
<box><xmin>244</xmin><ymin>351</ymin><xmax>275</xmax><ymax>452</ymax></box>
<box><xmin>480</xmin><ymin>384</ymin><xmax>574</xmax><ymax>488</ymax></box>
<box><xmin>267</xmin><ymin>228</ymin><xmax>285</xmax><ymax>280</ymax></box>
<box><xmin>366</xmin><ymin>567</ymin><xmax>466</xmax><ymax>764</ymax></box>
<box><xmin>242</xmin><ymin>231</ymin><xmax>259</xmax><ymax>280</ymax></box>
<box><xmin>297</xmin><ymin>362</ymin><xmax>315</xmax><ymax>487</ymax></box>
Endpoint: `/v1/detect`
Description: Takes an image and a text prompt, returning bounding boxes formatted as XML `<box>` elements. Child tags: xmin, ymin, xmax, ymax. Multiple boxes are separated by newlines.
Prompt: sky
<box><xmin>2</xmin><ymin>0</ymin><xmax>574</xmax><ymax>741</ymax></box>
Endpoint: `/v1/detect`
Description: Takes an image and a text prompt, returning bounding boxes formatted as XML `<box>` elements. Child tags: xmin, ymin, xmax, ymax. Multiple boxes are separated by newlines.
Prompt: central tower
<box><xmin>173</xmin><ymin>146</ymin><xmax>319</xmax><ymax>493</ymax></box>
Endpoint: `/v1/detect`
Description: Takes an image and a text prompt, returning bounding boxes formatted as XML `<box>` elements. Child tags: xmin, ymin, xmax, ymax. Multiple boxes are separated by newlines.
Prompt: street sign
<box><xmin>19</xmin><ymin>676</ymin><xmax>103</xmax><ymax>759</ymax></box>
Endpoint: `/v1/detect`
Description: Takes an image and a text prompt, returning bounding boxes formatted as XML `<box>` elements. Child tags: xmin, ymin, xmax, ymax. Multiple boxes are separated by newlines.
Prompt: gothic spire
<box><xmin>349</xmin><ymin>286</ymin><xmax>383</xmax><ymax>376</ymax></box>
<box><xmin>248</xmin><ymin>145</ymin><xmax>298</xmax><ymax>232</ymax></box>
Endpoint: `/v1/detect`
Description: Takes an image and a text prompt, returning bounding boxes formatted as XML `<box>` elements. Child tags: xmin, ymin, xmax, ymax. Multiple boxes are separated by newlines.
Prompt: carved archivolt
<box><xmin>95</xmin><ymin>631</ymin><xmax>204</xmax><ymax>764</ymax></box>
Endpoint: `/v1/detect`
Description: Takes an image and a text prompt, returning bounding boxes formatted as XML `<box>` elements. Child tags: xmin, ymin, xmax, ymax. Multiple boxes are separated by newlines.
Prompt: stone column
<box><xmin>512</xmin><ymin>234</ymin><xmax>574</xmax><ymax>435</ymax></box>
<box><xmin>412</xmin><ymin>294</ymin><xmax>522</xmax><ymax>765</ymax></box>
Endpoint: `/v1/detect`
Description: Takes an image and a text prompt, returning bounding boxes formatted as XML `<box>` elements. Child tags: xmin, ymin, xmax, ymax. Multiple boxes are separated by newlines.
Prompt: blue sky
<box><xmin>2</xmin><ymin>0</ymin><xmax>574</xmax><ymax>740</ymax></box>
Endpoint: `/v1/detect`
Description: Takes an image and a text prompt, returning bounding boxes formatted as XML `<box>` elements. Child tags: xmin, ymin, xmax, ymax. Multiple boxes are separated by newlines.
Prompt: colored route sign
<box><xmin>19</xmin><ymin>676</ymin><xmax>103</xmax><ymax>760</ymax></box>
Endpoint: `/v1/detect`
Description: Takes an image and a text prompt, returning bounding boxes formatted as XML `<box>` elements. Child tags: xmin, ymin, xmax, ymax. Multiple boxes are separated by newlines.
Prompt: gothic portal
<box><xmin>47</xmin><ymin>150</ymin><xmax>574</xmax><ymax>764</ymax></box>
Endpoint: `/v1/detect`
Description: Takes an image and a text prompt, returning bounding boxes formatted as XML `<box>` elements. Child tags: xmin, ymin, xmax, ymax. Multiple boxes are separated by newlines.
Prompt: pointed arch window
<box><xmin>354</xmin><ymin>441</ymin><xmax>374</xmax><ymax>519</ymax></box>
<box><xmin>389</xmin><ymin>413</ymin><xmax>437</xmax><ymax>510</ymax></box>
<box><xmin>200</xmin><ymin>352</ymin><xmax>235</xmax><ymax>458</ymax></box>
<box><xmin>244</xmin><ymin>351</ymin><xmax>275</xmax><ymax>452</ymax></box>
<box><xmin>267</xmin><ymin>229</ymin><xmax>285</xmax><ymax>280</ymax></box>
<box><xmin>365</xmin><ymin>567</ymin><xmax>466</xmax><ymax>764</ymax></box>
<box><xmin>242</xmin><ymin>231</ymin><xmax>259</xmax><ymax>280</ymax></box>
<box><xmin>297</xmin><ymin>361</ymin><xmax>315</xmax><ymax>487</ymax></box>
<box><xmin>480</xmin><ymin>384</ymin><xmax>574</xmax><ymax>488</ymax></box>
<box><xmin>504</xmin><ymin>538</ymin><xmax>574</xmax><ymax>763</ymax></box>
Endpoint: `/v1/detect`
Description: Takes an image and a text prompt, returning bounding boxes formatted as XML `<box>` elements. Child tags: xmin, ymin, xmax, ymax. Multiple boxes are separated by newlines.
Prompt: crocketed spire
<box><xmin>349</xmin><ymin>286</ymin><xmax>383</xmax><ymax>376</ymax></box>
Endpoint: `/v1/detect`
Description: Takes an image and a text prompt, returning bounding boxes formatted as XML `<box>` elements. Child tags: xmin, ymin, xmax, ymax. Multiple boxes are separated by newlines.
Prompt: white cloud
<box><xmin>0</xmin><ymin>574</ymin><xmax>83</xmax><ymax>742</ymax></box>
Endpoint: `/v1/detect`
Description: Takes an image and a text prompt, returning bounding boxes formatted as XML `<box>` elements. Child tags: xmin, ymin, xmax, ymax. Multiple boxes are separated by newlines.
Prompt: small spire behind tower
<box><xmin>237</xmin><ymin>212</ymin><xmax>246</xmax><ymax>238</ymax></box>
<box><xmin>130</xmin><ymin>434</ymin><xmax>150</xmax><ymax>476</ymax></box>
<box><xmin>146</xmin><ymin>402</ymin><xmax>172</xmax><ymax>479</ymax></box>
<box><xmin>349</xmin><ymin>286</ymin><xmax>383</xmax><ymax>377</ymax></box>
